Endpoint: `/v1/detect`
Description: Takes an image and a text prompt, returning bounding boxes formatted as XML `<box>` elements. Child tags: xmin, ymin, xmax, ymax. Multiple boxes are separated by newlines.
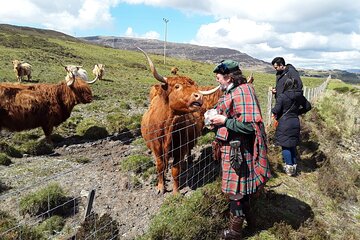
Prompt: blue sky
<box><xmin>1</xmin><ymin>0</ymin><xmax>360</xmax><ymax>71</ymax></box>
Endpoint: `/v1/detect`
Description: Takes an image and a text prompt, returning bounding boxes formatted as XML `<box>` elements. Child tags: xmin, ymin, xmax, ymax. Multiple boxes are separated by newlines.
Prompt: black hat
<box><xmin>213</xmin><ymin>60</ymin><xmax>240</xmax><ymax>74</ymax></box>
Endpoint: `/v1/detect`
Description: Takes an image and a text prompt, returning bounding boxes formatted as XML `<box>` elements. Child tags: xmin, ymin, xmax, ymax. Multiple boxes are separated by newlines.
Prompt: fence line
<box><xmin>264</xmin><ymin>75</ymin><xmax>331</xmax><ymax>126</ymax></box>
<box><xmin>0</xmin><ymin>114</ymin><xmax>221</xmax><ymax>239</ymax></box>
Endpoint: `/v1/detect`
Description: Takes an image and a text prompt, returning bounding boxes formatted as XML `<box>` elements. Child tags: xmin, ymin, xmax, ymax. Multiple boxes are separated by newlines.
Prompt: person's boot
<box><xmin>243</xmin><ymin>201</ymin><xmax>256</xmax><ymax>230</ymax></box>
<box><xmin>222</xmin><ymin>213</ymin><xmax>244</xmax><ymax>239</ymax></box>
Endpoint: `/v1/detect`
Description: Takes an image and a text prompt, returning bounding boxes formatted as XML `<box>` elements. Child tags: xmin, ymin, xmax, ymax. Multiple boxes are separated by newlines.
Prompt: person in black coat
<box><xmin>271</xmin><ymin>78</ymin><xmax>311</xmax><ymax>176</ymax></box>
<box><xmin>271</xmin><ymin>57</ymin><xmax>303</xmax><ymax>98</ymax></box>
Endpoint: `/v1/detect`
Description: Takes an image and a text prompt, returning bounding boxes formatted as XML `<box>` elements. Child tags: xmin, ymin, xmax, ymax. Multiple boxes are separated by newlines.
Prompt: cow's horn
<box><xmin>66</xmin><ymin>77</ymin><xmax>75</xmax><ymax>86</ymax></box>
<box><xmin>86</xmin><ymin>75</ymin><xmax>99</xmax><ymax>84</ymax></box>
<box><xmin>199</xmin><ymin>85</ymin><xmax>221</xmax><ymax>95</ymax></box>
<box><xmin>137</xmin><ymin>47</ymin><xmax>167</xmax><ymax>83</ymax></box>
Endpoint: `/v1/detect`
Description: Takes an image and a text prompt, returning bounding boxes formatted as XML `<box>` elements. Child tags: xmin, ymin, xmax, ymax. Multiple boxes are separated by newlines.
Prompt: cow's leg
<box><xmin>155</xmin><ymin>155</ymin><xmax>166</xmax><ymax>194</ymax></box>
<box><xmin>171</xmin><ymin>158</ymin><xmax>181</xmax><ymax>194</ymax></box>
<box><xmin>28</xmin><ymin>73</ymin><xmax>31</xmax><ymax>81</ymax></box>
<box><xmin>41</xmin><ymin>126</ymin><xmax>53</xmax><ymax>144</ymax></box>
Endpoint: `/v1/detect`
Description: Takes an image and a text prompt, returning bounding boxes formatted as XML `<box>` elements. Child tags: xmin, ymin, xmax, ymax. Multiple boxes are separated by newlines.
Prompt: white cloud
<box><xmin>125</xmin><ymin>27</ymin><xmax>135</xmax><ymax>37</ymax></box>
<box><xmin>143</xmin><ymin>31</ymin><xmax>160</xmax><ymax>39</ymax></box>
<box><xmin>0</xmin><ymin>0</ymin><xmax>120</xmax><ymax>35</ymax></box>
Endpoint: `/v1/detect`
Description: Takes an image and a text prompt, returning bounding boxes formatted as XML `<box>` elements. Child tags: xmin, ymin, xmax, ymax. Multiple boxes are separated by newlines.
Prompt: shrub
<box><xmin>73</xmin><ymin>156</ymin><xmax>91</xmax><ymax>164</ymax></box>
<box><xmin>0</xmin><ymin>141</ymin><xmax>22</xmax><ymax>158</ymax></box>
<box><xmin>35</xmin><ymin>215</ymin><xmax>65</xmax><ymax>236</ymax></box>
<box><xmin>12</xmin><ymin>131</ymin><xmax>41</xmax><ymax>144</ymax></box>
<box><xmin>0</xmin><ymin>153</ymin><xmax>12</xmax><ymax>166</ymax></box>
<box><xmin>21</xmin><ymin>139</ymin><xmax>54</xmax><ymax>156</ymax></box>
<box><xmin>131</xmin><ymin>138</ymin><xmax>147</xmax><ymax>150</ymax></box>
<box><xmin>0</xmin><ymin>210</ymin><xmax>44</xmax><ymax>240</ymax></box>
<box><xmin>83</xmin><ymin>126</ymin><xmax>109</xmax><ymax>140</ymax></box>
<box><xmin>106</xmin><ymin>112</ymin><xmax>142</xmax><ymax>133</ymax></box>
<box><xmin>76</xmin><ymin>119</ymin><xmax>108</xmax><ymax>140</ymax></box>
<box><xmin>140</xmin><ymin>181</ymin><xmax>227</xmax><ymax>240</ymax></box>
<box><xmin>74</xmin><ymin>213</ymin><xmax>119</xmax><ymax>240</ymax></box>
<box><xmin>120</xmin><ymin>154</ymin><xmax>153</xmax><ymax>174</ymax></box>
<box><xmin>318</xmin><ymin>158</ymin><xmax>359</xmax><ymax>203</ymax></box>
<box><xmin>19</xmin><ymin>183</ymin><xmax>67</xmax><ymax>217</ymax></box>
<box><xmin>197</xmin><ymin>131</ymin><xmax>215</xmax><ymax>146</ymax></box>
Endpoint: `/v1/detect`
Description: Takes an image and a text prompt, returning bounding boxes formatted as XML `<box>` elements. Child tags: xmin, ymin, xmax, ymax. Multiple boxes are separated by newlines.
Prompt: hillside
<box><xmin>0</xmin><ymin>24</ymin><xmax>79</xmax><ymax>41</ymax></box>
<box><xmin>299</xmin><ymin>68</ymin><xmax>360</xmax><ymax>84</ymax></box>
<box><xmin>82</xmin><ymin>36</ymin><xmax>273</xmax><ymax>71</ymax></box>
<box><xmin>0</xmin><ymin>24</ymin><xmax>359</xmax><ymax>240</ymax></box>
<box><xmin>82</xmin><ymin>36</ymin><xmax>360</xmax><ymax>85</ymax></box>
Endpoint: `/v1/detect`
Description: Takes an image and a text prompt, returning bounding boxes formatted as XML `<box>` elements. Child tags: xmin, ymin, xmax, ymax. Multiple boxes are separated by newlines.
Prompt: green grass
<box><xmin>19</xmin><ymin>183</ymin><xmax>67</xmax><ymax>217</ymax></box>
<box><xmin>0</xmin><ymin>153</ymin><xmax>12</xmax><ymax>166</ymax></box>
<box><xmin>139</xmin><ymin>181</ymin><xmax>228</xmax><ymax>240</ymax></box>
<box><xmin>0</xmin><ymin>210</ymin><xmax>45</xmax><ymax>240</ymax></box>
<box><xmin>120</xmin><ymin>154</ymin><xmax>153</xmax><ymax>174</ymax></box>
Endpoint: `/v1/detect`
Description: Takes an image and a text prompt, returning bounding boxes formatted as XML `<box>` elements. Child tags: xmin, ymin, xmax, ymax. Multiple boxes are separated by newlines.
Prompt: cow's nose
<box><xmin>193</xmin><ymin>92</ymin><xmax>202</xmax><ymax>100</ymax></box>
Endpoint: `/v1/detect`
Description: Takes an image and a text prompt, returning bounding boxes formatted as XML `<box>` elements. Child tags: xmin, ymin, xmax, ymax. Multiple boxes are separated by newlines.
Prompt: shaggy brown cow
<box><xmin>0</xmin><ymin>66</ymin><xmax>96</xmax><ymax>142</ymax></box>
<box><xmin>139</xmin><ymin>47</ymin><xmax>220</xmax><ymax>194</ymax></box>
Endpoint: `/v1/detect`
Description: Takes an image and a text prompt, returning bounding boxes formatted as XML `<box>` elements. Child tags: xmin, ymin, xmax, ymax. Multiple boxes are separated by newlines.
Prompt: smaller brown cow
<box><xmin>12</xmin><ymin>60</ymin><xmax>32</xmax><ymax>82</ymax></box>
<box><xmin>92</xmin><ymin>64</ymin><xmax>105</xmax><ymax>80</ymax></box>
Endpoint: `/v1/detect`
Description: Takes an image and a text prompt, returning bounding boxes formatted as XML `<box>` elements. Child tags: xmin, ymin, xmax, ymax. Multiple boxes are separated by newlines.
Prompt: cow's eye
<box><xmin>174</xmin><ymin>84</ymin><xmax>181</xmax><ymax>89</ymax></box>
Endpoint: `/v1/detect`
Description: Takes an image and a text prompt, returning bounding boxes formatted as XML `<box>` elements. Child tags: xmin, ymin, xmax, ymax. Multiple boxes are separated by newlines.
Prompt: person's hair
<box><xmin>271</xmin><ymin>57</ymin><xmax>285</xmax><ymax>66</ymax></box>
<box><xmin>284</xmin><ymin>78</ymin><xmax>297</xmax><ymax>91</ymax></box>
<box><xmin>228</xmin><ymin>69</ymin><xmax>247</xmax><ymax>85</ymax></box>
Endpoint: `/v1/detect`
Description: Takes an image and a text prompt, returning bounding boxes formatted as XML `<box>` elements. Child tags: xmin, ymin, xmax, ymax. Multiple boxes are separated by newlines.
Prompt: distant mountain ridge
<box><xmin>81</xmin><ymin>36</ymin><xmax>273</xmax><ymax>71</ymax></box>
<box><xmin>82</xmin><ymin>36</ymin><xmax>360</xmax><ymax>84</ymax></box>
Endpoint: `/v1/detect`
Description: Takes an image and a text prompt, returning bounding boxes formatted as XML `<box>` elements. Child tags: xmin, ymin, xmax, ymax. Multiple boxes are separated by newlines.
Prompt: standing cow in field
<box><xmin>0</xmin><ymin>66</ymin><xmax>97</xmax><ymax>142</ymax></box>
<box><xmin>170</xmin><ymin>67</ymin><xmax>179</xmax><ymax>75</ymax></box>
<box><xmin>139</xmin><ymin>48</ymin><xmax>220</xmax><ymax>194</ymax></box>
<box><xmin>12</xmin><ymin>60</ymin><xmax>32</xmax><ymax>82</ymax></box>
<box><xmin>92</xmin><ymin>64</ymin><xmax>105</xmax><ymax>80</ymax></box>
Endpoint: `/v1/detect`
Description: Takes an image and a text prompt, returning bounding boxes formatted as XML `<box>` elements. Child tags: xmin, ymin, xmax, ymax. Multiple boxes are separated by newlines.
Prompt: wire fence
<box><xmin>0</xmin><ymin>116</ymin><xmax>221</xmax><ymax>239</ymax></box>
<box><xmin>0</xmin><ymin>75</ymin><xmax>331</xmax><ymax>239</ymax></box>
<box><xmin>264</xmin><ymin>75</ymin><xmax>331</xmax><ymax>126</ymax></box>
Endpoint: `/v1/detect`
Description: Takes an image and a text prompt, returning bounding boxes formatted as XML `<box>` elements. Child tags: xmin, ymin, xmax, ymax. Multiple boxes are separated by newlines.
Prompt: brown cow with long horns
<box><xmin>138</xmin><ymin>47</ymin><xmax>220</xmax><ymax>194</ymax></box>
<box><xmin>0</xmin><ymin>66</ymin><xmax>97</xmax><ymax>142</ymax></box>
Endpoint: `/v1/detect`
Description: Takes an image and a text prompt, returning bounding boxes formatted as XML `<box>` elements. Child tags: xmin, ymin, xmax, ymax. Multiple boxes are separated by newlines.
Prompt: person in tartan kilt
<box><xmin>207</xmin><ymin>60</ymin><xmax>272</xmax><ymax>239</ymax></box>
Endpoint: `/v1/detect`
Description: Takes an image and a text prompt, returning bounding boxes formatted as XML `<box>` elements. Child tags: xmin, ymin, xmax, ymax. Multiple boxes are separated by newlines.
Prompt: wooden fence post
<box><xmin>84</xmin><ymin>189</ymin><xmax>96</xmax><ymax>220</ymax></box>
<box><xmin>266</xmin><ymin>87</ymin><xmax>273</xmax><ymax>126</ymax></box>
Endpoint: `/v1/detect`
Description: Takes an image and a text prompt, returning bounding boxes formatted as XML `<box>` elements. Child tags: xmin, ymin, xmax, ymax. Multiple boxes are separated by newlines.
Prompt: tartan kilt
<box><xmin>221</xmin><ymin>134</ymin><xmax>270</xmax><ymax>195</ymax></box>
